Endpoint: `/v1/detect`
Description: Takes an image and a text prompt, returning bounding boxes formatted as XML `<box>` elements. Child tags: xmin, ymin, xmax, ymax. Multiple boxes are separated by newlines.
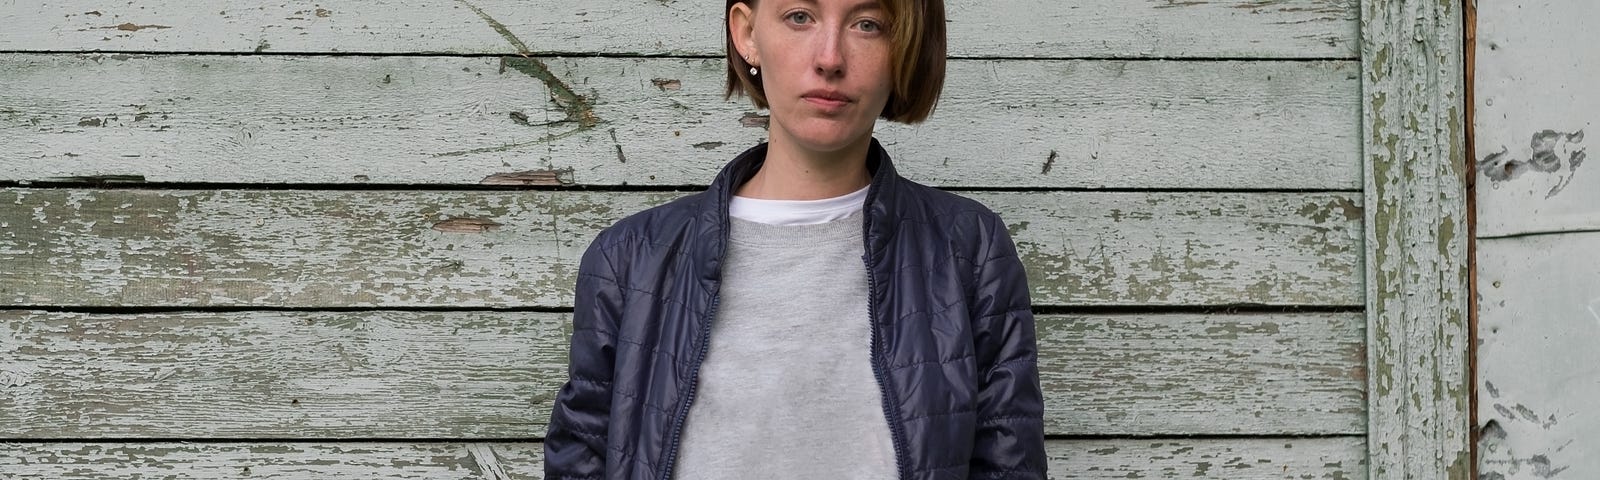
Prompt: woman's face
<box><xmin>732</xmin><ymin>0</ymin><xmax>894</xmax><ymax>155</ymax></box>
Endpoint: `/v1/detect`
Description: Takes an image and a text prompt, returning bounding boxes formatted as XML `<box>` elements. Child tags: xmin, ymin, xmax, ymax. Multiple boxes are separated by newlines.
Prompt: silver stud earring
<box><xmin>750</xmin><ymin>66</ymin><xmax>759</xmax><ymax>76</ymax></box>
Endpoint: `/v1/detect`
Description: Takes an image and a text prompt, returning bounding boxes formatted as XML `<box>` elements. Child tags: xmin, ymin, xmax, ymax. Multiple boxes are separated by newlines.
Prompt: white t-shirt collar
<box><xmin>728</xmin><ymin>185</ymin><xmax>870</xmax><ymax>226</ymax></box>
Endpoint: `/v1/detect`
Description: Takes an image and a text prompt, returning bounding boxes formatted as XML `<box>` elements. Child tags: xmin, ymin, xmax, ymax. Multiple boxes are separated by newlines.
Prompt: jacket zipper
<box><xmin>864</xmin><ymin>247</ymin><xmax>911</xmax><ymax>479</ymax></box>
<box><xmin>658</xmin><ymin>294</ymin><xmax>719</xmax><ymax>480</ymax></box>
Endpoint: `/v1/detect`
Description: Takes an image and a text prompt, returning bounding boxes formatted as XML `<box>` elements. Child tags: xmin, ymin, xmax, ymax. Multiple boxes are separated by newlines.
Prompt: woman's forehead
<box><xmin>762</xmin><ymin>0</ymin><xmax>885</xmax><ymax>12</ymax></box>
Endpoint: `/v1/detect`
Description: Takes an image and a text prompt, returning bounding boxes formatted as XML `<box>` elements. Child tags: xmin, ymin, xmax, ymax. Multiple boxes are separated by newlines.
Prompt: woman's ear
<box><xmin>729</xmin><ymin>2</ymin><xmax>758</xmax><ymax>66</ymax></box>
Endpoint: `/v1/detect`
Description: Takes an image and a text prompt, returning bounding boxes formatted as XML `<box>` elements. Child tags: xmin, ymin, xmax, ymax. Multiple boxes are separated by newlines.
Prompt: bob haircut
<box><xmin>724</xmin><ymin>0</ymin><xmax>947</xmax><ymax>124</ymax></box>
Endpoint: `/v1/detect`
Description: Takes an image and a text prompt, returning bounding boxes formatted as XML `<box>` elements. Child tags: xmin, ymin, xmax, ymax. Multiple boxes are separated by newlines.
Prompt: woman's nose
<box><xmin>813</xmin><ymin>30</ymin><xmax>845</xmax><ymax>77</ymax></box>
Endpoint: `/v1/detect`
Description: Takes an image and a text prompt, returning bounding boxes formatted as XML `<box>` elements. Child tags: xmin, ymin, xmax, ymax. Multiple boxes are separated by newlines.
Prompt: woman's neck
<box><xmin>736</xmin><ymin>130</ymin><xmax>874</xmax><ymax>200</ymax></box>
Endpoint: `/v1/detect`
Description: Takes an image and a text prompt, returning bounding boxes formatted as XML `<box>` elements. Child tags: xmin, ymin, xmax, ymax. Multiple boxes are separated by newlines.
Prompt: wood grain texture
<box><xmin>0</xmin><ymin>311</ymin><xmax>1364</xmax><ymax>437</ymax></box>
<box><xmin>0</xmin><ymin>189</ymin><xmax>1363</xmax><ymax>308</ymax></box>
<box><xmin>0</xmin><ymin>54</ymin><xmax>1361</xmax><ymax>190</ymax></box>
<box><xmin>0</xmin><ymin>0</ymin><xmax>1357</xmax><ymax>58</ymax></box>
<box><xmin>0</xmin><ymin>437</ymin><xmax>1366</xmax><ymax>479</ymax></box>
<box><xmin>1360</xmin><ymin>0</ymin><xmax>1473</xmax><ymax>477</ymax></box>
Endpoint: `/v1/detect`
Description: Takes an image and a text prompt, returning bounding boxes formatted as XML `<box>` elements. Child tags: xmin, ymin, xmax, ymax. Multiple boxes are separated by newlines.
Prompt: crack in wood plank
<box><xmin>466</xmin><ymin>443</ymin><xmax>510</xmax><ymax>480</ymax></box>
<box><xmin>439</xmin><ymin>0</ymin><xmax>602</xmax><ymax>158</ymax></box>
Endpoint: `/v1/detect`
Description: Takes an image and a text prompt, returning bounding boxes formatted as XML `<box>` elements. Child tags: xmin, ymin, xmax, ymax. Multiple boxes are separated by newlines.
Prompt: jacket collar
<box><xmin>696</xmin><ymin>138</ymin><xmax>902</xmax><ymax>276</ymax></box>
<box><xmin>708</xmin><ymin>137</ymin><xmax>898</xmax><ymax>214</ymax></box>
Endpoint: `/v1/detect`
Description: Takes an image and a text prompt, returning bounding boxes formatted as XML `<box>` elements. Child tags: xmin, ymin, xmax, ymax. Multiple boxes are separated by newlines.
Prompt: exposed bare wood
<box><xmin>0</xmin><ymin>311</ymin><xmax>1364</xmax><ymax>437</ymax></box>
<box><xmin>0</xmin><ymin>0</ymin><xmax>1357</xmax><ymax>58</ymax></box>
<box><xmin>0</xmin><ymin>189</ymin><xmax>1363</xmax><ymax>308</ymax></box>
<box><xmin>0</xmin><ymin>437</ymin><xmax>1366</xmax><ymax>479</ymax></box>
<box><xmin>1360</xmin><ymin>0</ymin><xmax>1472</xmax><ymax>477</ymax></box>
<box><xmin>0</xmin><ymin>54</ymin><xmax>1360</xmax><ymax>190</ymax></box>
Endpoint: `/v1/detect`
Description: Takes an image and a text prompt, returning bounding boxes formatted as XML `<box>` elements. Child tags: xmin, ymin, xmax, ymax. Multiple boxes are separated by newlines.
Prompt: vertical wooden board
<box><xmin>1472</xmin><ymin>0</ymin><xmax>1599</xmax><ymax>238</ymax></box>
<box><xmin>0</xmin><ymin>0</ymin><xmax>1357</xmax><ymax>58</ymax></box>
<box><xmin>1360</xmin><ymin>0</ymin><xmax>1472</xmax><ymax>477</ymax></box>
<box><xmin>1477</xmin><ymin>234</ymin><xmax>1600</xmax><ymax>478</ymax></box>
<box><xmin>0</xmin><ymin>54</ymin><xmax>1360</xmax><ymax>190</ymax></box>
<box><xmin>0</xmin><ymin>438</ymin><xmax>1366</xmax><ymax>479</ymax></box>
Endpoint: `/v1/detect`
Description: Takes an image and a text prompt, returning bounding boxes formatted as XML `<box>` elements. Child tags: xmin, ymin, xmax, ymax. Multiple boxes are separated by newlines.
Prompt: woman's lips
<box><xmin>801</xmin><ymin>90</ymin><xmax>852</xmax><ymax>112</ymax></box>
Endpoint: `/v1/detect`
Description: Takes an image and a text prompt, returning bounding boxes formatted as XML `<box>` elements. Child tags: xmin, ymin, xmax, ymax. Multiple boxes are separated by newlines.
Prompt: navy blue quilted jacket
<box><xmin>545</xmin><ymin>138</ymin><xmax>1046</xmax><ymax>480</ymax></box>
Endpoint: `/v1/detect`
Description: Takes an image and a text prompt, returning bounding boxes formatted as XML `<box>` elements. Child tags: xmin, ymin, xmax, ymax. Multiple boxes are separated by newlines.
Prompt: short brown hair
<box><xmin>724</xmin><ymin>0</ymin><xmax>947</xmax><ymax>124</ymax></box>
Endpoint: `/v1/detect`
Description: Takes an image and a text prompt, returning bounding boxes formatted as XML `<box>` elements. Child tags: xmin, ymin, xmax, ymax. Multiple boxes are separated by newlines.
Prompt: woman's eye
<box><xmin>785</xmin><ymin>12</ymin><xmax>812</xmax><ymax>24</ymax></box>
<box><xmin>856</xmin><ymin>19</ymin><xmax>881</xmax><ymax>32</ymax></box>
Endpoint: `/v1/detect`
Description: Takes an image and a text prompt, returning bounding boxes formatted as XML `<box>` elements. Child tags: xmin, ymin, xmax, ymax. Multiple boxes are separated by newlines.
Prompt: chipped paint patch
<box><xmin>651</xmin><ymin>78</ymin><xmax>682</xmax><ymax>91</ymax></box>
<box><xmin>41</xmin><ymin>175</ymin><xmax>146</xmax><ymax>184</ymax></box>
<box><xmin>431</xmin><ymin>217</ymin><xmax>502</xmax><ymax>233</ymax></box>
<box><xmin>105</xmin><ymin>23</ymin><xmax>171</xmax><ymax>32</ymax></box>
<box><xmin>739</xmin><ymin>112</ymin><xmax>770</xmax><ymax>128</ymax></box>
<box><xmin>0</xmin><ymin>365</ymin><xmax>37</xmax><ymax>387</ymax></box>
<box><xmin>1478</xmin><ymin>130</ymin><xmax>1586</xmax><ymax>198</ymax></box>
<box><xmin>479</xmin><ymin>169</ymin><xmax>574</xmax><ymax>186</ymax></box>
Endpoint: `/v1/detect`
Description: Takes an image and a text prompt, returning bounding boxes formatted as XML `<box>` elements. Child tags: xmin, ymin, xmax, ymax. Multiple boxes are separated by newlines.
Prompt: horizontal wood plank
<box><xmin>0</xmin><ymin>311</ymin><xmax>1364</xmax><ymax>437</ymax></box>
<box><xmin>0</xmin><ymin>54</ymin><xmax>1361</xmax><ymax>190</ymax></box>
<box><xmin>0</xmin><ymin>0</ymin><xmax>1357</xmax><ymax>58</ymax></box>
<box><xmin>0</xmin><ymin>437</ymin><xmax>1366</xmax><ymax>479</ymax></box>
<box><xmin>0</xmin><ymin>189</ymin><xmax>1363</xmax><ymax>308</ymax></box>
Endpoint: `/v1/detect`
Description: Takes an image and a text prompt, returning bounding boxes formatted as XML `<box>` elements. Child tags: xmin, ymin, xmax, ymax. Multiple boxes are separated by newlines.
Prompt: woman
<box><xmin>544</xmin><ymin>0</ymin><xmax>1045</xmax><ymax>478</ymax></box>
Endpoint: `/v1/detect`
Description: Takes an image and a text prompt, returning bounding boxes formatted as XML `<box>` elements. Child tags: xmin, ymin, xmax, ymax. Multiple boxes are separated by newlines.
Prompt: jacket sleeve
<box><xmin>969</xmin><ymin>214</ymin><xmax>1047</xmax><ymax>479</ymax></box>
<box><xmin>545</xmin><ymin>237</ymin><xmax>625</xmax><ymax>479</ymax></box>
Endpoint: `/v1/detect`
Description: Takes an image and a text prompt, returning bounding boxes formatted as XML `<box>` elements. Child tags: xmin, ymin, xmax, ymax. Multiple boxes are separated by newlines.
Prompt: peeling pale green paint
<box><xmin>1360</xmin><ymin>0</ymin><xmax>1472</xmax><ymax>477</ymax></box>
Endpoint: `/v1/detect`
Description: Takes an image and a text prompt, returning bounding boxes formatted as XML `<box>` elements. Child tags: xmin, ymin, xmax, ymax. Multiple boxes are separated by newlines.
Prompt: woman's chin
<box><xmin>781</xmin><ymin>120</ymin><xmax>873</xmax><ymax>153</ymax></box>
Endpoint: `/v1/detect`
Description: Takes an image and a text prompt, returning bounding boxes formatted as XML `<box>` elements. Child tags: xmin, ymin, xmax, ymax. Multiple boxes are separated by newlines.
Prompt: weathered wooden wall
<box><xmin>1474</xmin><ymin>0</ymin><xmax>1600</xmax><ymax>476</ymax></box>
<box><xmin>0</xmin><ymin>1</ymin><xmax>1370</xmax><ymax>477</ymax></box>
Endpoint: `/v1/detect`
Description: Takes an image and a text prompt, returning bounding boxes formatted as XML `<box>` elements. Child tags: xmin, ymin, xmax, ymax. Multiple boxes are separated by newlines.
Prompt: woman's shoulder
<box><xmin>584</xmin><ymin>189</ymin><xmax>713</xmax><ymax>256</ymax></box>
<box><xmin>891</xmin><ymin>176</ymin><xmax>1007</xmax><ymax>234</ymax></box>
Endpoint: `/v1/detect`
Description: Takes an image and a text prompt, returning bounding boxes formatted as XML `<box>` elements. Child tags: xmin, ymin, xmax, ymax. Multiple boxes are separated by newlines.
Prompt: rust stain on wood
<box><xmin>479</xmin><ymin>169</ymin><xmax>574</xmax><ymax>186</ymax></box>
<box><xmin>431</xmin><ymin>217</ymin><xmax>503</xmax><ymax>233</ymax></box>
